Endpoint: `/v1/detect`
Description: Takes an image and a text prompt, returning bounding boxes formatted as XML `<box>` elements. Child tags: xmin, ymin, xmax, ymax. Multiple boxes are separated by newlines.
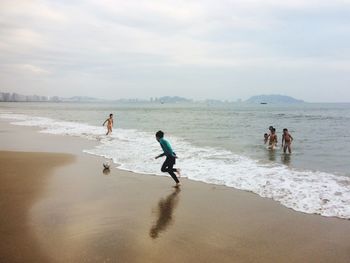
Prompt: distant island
<box><xmin>246</xmin><ymin>94</ymin><xmax>304</xmax><ymax>104</ymax></box>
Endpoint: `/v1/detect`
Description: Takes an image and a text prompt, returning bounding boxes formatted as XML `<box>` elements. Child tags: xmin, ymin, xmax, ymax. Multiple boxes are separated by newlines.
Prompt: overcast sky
<box><xmin>1</xmin><ymin>0</ymin><xmax>350</xmax><ymax>102</ymax></box>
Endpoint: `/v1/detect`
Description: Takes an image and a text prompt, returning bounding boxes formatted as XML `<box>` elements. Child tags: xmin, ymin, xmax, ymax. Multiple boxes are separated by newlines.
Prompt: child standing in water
<box><xmin>264</xmin><ymin>133</ymin><xmax>269</xmax><ymax>144</ymax></box>
<box><xmin>268</xmin><ymin>128</ymin><xmax>278</xmax><ymax>150</ymax></box>
<box><xmin>102</xmin><ymin>113</ymin><xmax>114</xmax><ymax>135</ymax></box>
<box><xmin>155</xmin><ymin>130</ymin><xmax>181</xmax><ymax>187</ymax></box>
<box><xmin>282</xmin><ymin>128</ymin><xmax>294</xmax><ymax>153</ymax></box>
<box><xmin>264</xmin><ymin>126</ymin><xmax>274</xmax><ymax>144</ymax></box>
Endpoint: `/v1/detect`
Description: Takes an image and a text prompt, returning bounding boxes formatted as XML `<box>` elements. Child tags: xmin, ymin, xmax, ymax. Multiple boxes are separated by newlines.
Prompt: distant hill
<box><xmin>246</xmin><ymin>95</ymin><xmax>304</xmax><ymax>104</ymax></box>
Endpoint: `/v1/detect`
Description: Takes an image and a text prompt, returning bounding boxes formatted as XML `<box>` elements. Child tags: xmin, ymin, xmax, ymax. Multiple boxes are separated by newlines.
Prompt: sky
<box><xmin>1</xmin><ymin>0</ymin><xmax>350</xmax><ymax>102</ymax></box>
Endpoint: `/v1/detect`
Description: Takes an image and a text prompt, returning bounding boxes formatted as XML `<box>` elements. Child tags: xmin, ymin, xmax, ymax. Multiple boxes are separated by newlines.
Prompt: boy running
<box><xmin>155</xmin><ymin>130</ymin><xmax>181</xmax><ymax>186</ymax></box>
<box><xmin>103</xmin><ymin>113</ymin><xmax>114</xmax><ymax>135</ymax></box>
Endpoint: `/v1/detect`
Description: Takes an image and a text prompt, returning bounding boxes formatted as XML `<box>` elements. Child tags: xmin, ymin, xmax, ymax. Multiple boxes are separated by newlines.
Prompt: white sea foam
<box><xmin>1</xmin><ymin>112</ymin><xmax>350</xmax><ymax>219</ymax></box>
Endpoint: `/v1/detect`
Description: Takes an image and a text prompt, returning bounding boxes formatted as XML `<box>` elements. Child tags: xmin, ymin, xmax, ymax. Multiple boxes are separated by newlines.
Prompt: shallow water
<box><xmin>1</xmin><ymin>102</ymin><xmax>350</xmax><ymax>218</ymax></box>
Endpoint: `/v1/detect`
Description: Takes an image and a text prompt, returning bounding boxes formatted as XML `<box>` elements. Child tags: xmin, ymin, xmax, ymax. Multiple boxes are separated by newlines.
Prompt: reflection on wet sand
<box><xmin>150</xmin><ymin>187</ymin><xmax>180</xmax><ymax>239</ymax></box>
<box><xmin>267</xmin><ymin>149</ymin><xmax>276</xmax><ymax>161</ymax></box>
<box><xmin>281</xmin><ymin>153</ymin><xmax>291</xmax><ymax>166</ymax></box>
<box><xmin>103</xmin><ymin>168</ymin><xmax>110</xmax><ymax>175</ymax></box>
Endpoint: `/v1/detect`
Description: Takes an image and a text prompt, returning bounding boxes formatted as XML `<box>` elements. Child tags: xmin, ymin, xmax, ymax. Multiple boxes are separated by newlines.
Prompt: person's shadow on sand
<box><xmin>149</xmin><ymin>187</ymin><xmax>181</xmax><ymax>239</ymax></box>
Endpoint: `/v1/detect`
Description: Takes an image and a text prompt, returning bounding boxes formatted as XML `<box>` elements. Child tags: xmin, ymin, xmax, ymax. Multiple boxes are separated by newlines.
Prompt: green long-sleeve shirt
<box><xmin>159</xmin><ymin>138</ymin><xmax>175</xmax><ymax>157</ymax></box>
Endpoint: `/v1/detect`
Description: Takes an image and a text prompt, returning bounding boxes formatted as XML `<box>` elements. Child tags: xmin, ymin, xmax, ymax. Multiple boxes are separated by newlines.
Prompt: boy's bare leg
<box><xmin>176</xmin><ymin>168</ymin><xmax>181</xmax><ymax>177</ymax></box>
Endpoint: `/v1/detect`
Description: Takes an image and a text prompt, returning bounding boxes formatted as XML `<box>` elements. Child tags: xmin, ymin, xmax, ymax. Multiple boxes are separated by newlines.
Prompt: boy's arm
<box><xmin>102</xmin><ymin>119</ymin><xmax>107</xmax><ymax>126</ymax></box>
<box><xmin>282</xmin><ymin>134</ymin><xmax>285</xmax><ymax>146</ymax></box>
<box><xmin>290</xmin><ymin>133</ymin><xmax>294</xmax><ymax>141</ymax></box>
<box><xmin>155</xmin><ymin>153</ymin><xmax>165</xmax><ymax>159</ymax></box>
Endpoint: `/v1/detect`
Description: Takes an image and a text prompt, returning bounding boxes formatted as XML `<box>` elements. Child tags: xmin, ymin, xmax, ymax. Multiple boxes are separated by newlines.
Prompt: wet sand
<box><xmin>0</xmin><ymin>151</ymin><xmax>73</xmax><ymax>263</ymax></box>
<box><xmin>1</xmin><ymin>120</ymin><xmax>350</xmax><ymax>262</ymax></box>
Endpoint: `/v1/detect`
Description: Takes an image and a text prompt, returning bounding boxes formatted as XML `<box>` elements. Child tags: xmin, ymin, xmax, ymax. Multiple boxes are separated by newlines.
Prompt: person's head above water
<box><xmin>269</xmin><ymin>126</ymin><xmax>274</xmax><ymax>131</ymax></box>
<box><xmin>109</xmin><ymin>113</ymin><xmax>113</xmax><ymax>118</ymax></box>
<box><xmin>156</xmin><ymin>130</ymin><xmax>164</xmax><ymax>141</ymax></box>
<box><xmin>283</xmin><ymin>128</ymin><xmax>288</xmax><ymax>133</ymax></box>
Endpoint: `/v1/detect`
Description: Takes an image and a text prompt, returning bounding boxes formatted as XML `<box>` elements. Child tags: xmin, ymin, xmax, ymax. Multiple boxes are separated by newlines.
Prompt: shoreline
<box><xmin>1</xmin><ymin>110</ymin><xmax>350</xmax><ymax>219</ymax></box>
<box><xmin>1</xmin><ymin>119</ymin><xmax>350</xmax><ymax>262</ymax></box>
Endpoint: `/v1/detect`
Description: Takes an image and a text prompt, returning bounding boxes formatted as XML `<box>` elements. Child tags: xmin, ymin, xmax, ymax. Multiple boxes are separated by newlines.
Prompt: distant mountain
<box><xmin>246</xmin><ymin>95</ymin><xmax>304</xmax><ymax>104</ymax></box>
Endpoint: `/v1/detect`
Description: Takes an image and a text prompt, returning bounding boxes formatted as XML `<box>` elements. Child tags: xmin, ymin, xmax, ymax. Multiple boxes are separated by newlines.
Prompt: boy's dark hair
<box><xmin>109</xmin><ymin>113</ymin><xmax>113</xmax><ymax>117</ymax></box>
<box><xmin>272</xmin><ymin>128</ymin><xmax>276</xmax><ymax>132</ymax></box>
<box><xmin>264</xmin><ymin>133</ymin><xmax>268</xmax><ymax>136</ymax></box>
<box><xmin>269</xmin><ymin>126</ymin><xmax>274</xmax><ymax>130</ymax></box>
<box><xmin>156</xmin><ymin>130</ymin><xmax>164</xmax><ymax>138</ymax></box>
<box><xmin>283</xmin><ymin>128</ymin><xmax>288</xmax><ymax>132</ymax></box>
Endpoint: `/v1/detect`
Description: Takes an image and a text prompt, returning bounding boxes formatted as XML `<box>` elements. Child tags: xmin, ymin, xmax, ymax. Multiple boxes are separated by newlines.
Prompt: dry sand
<box><xmin>1</xmin><ymin>120</ymin><xmax>350</xmax><ymax>263</ymax></box>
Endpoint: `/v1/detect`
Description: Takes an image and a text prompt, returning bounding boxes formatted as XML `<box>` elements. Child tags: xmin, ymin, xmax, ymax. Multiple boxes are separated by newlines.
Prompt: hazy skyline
<box><xmin>1</xmin><ymin>0</ymin><xmax>350</xmax><ymax>102</ymax></box>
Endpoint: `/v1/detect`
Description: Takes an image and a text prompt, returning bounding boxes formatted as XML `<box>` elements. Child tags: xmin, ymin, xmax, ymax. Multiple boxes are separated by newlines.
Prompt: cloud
<box><xmin>0</xmin><ymin>0</ymin><xmax>349</xmax><ymax>101</ymax></box>
<box><xmin>17</xmin><ymin>64</ymin><xmax>50</xmax><ymax>75</ymax></box>
<box><xmin>0</xmin><ymin>0</ymin><xmax>67</xmax><ymax>22</ymax></box>
<box><xmin>221</xmin><ymin>0</ymin><xmax>350</xmax><ymax>9</ymax></box>
<box><xmin>1</xmin><ymin>28</ymin><xmax>46</xmax><ymax>49</ymax></box>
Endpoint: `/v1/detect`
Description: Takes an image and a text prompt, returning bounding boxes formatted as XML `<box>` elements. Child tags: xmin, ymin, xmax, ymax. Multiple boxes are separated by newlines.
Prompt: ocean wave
<box><xmin>1</xmin><ymin>112</ymin><xmax>350</xmax><ymax>219</ymax></box>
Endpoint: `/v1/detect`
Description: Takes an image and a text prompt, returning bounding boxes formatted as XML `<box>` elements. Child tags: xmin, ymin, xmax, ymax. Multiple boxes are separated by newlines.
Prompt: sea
<box><xmin>1</xmin><ymin>102</ymin><xmax>350</xmax><ymax>219</ymax></box>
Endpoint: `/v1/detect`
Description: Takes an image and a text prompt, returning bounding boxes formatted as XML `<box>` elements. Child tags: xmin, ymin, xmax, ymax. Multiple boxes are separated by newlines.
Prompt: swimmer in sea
<box><xmin>102</xmin><ymin>113</ymin><xmax>114</xmax><ymax>135</ymax></box>
<box><xmin>282</xmin><ymin>128</ymin><xmax>294</xmax><ymax>154</ymax></box>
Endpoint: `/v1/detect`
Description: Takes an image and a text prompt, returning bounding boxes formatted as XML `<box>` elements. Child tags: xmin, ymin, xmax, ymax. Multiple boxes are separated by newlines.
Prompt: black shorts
<box><xmin>164</xmin><ymin>156</ymin><xmax>176</xmax><ymax>166</ymax></box>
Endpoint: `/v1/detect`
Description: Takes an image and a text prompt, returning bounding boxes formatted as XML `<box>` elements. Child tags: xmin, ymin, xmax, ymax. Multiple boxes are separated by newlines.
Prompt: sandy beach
<box><xmin>1</xmin><ymin>119</ymin><xmax>350</xmax><ymax>263</ymax></box>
